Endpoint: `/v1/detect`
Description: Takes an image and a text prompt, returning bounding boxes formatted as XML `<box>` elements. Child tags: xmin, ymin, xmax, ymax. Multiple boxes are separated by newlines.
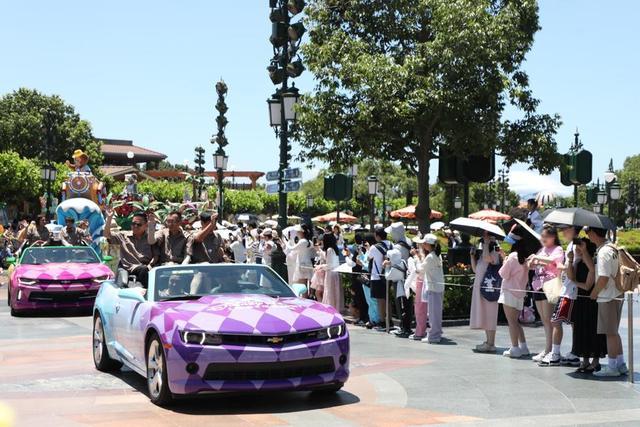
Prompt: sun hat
<box><xmin>72</xmin><ymin>149</ymin><xmax>89</xmax><ymax>160</ymax></box>
<box><xmin>261</xmin><ymin>228</ymin><xmax>273</xmax><ymax>236</ymax></box>
<box><xmin>412</xmin><ymin>233</ymin><xmax>438</xmax><ymax>245</ymax></box>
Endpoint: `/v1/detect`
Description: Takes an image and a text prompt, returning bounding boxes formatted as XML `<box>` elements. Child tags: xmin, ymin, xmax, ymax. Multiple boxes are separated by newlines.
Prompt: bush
<box><xmin>618</xmin><ymin>229</ymin><xmax>640</xmax><ymax>254</ymax></box>
<box><xmin>0</xmin><ymin>151</ymin><xmax>42</xmax><ymax>205</ymax></box>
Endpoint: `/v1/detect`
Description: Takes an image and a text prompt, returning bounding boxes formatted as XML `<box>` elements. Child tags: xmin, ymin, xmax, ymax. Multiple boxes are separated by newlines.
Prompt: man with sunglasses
<box><xmin>104</xmin><ymin>207</ymin><xmax>156</xmax><ymax>288</ymax></box>
<box><xmin>147</xmin><ymin>210</ymin><xmax>189</xmax><ymax>265</ymax></box>
<box><xmin>61</xmin><ymin>217</ymin><xmax>90</xmax><ymax>246</ymax></box>
<box><xmin>187</xmin><ymin>212</ymin><xmax>226</xmax><ymax>264</ymax></box>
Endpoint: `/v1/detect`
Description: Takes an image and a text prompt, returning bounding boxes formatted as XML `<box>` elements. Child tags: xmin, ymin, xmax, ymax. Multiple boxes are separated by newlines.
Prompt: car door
<box><xmin>113</xmin><ymin>293</ymin><xmax>143</xmax><ymax>365</ymax></box>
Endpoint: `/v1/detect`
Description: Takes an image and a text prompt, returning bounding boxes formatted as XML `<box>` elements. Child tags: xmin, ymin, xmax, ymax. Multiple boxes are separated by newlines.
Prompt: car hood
<box><xmin>14</xmin><ymin>263</ymin><xmax>113</xmax><ymax>281</ymax></box>
<box><xmin>152</xmin><ymin>294</ymin><xmax>344</xmax><ymax>335</ymax></box>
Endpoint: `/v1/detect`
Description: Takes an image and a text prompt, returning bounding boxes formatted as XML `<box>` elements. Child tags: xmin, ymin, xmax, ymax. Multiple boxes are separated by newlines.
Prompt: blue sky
<box><xmin>1</xmin><ymin>0</ymin><xmax>638</xmax><ymax>197</ymax></box>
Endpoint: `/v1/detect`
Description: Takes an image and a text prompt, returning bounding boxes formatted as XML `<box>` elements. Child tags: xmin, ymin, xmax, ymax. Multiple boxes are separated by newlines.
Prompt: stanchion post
<box><xmin>385</xmin><ymin>280</ymin><xmax>390</xmax><ymax>333</ymax></box>
<box><xmin>627</xmin><ymin>291</ymin><xmax>634</xmax><ymax>384</ymax></box>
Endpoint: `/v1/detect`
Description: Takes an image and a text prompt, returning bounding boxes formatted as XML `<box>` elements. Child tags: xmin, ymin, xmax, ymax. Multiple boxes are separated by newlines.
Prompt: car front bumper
<box><xmin>164</xmin><ymin>334</ymin><xmax>350</xmax><ymax>395</ymax></box>
<box><xmin>11</xmin><ymin>282</ymin><xmax>101</xmax><ymax>311</ymax></box>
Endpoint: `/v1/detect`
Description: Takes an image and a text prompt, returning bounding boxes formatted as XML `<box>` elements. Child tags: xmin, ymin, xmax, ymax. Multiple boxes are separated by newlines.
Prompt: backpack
<box><xmin>480</xmin><ymin>263</ymin><xmax>502</xmax><ymax>302</ymax></box>
<box><xmin>607</xmin><ymin>244</ymin><xmax>640</xmax><ymax>292</ymax></box>
<box><xmin>368</xmin><ymin>242</ymin><xmax>390</xmax><ymax>276</ymax></box>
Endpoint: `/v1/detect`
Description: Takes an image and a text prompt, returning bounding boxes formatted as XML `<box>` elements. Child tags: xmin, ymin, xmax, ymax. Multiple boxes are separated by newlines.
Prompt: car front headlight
<box><xmin>317</xmin><ymin>323</ymin><xmax>347</xmax><ymax>340</ymax></box>
<box><xmin>179</xmin><ymin>330</ymin><xmax>223</xmax><ymax>346</ymax></box>
<box><xmin>92</xmin><ymin>275</ymin><xmax>110</xmax><ymax>284</ymax></box>
<box><xmin>18</xmin><ymin>277</ymin><xmax>37</xmax><ymax>285</ymax></box>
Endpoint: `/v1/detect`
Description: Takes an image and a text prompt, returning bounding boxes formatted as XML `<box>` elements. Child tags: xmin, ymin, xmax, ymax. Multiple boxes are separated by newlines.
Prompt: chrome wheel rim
<box><xmin>147</xmin><ymin>340</ymin><xmax>163</xmax><ymax>399</ymax></box>
<box><xmin>93</xmin><ymin>317</ymin><xmax>103</xmax><ymax>363</ymax></box>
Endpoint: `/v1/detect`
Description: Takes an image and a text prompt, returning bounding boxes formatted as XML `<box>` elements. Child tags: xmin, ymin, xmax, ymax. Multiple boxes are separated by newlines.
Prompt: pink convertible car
<box><xmin>7</xmin><ymin>245</ymin><xmax>113</xmax><ymax>316</ymax></box>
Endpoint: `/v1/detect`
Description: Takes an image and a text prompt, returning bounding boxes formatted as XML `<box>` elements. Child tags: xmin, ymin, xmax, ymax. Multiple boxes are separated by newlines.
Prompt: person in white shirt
<box><xmin>527</xmin><ymin>198</ymin><xmax>544</xmax><ymax>234</ymax></box>
<box><xmin>286</xmin><ymin>224</ymin><xmax>314</xmax><ymax>288</ymax></box>
<box><xmin>366</xmin><ymin>229</ymin><xmax>392</xmax><ymax>330</ymax></box>
<box><xmin>260</xmin><ymin>228</ymin><xmax>276</xmax><ymax>266</ymax></box>
<box><xmin>587</xmin><ymin>226</ymin><xmax>627</xmax><ymax>377</ymax></box>
<box><xmin>413</xmin><ymin>233</ymin><xmax>445</xmax><ymax>343</ymax></box>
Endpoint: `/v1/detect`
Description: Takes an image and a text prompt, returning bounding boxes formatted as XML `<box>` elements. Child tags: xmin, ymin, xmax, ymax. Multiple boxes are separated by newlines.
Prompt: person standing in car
<box><xmin>147</xmin><ymin>210</ymin><xmax>190</xmax><ymax>265</ymax></box>
<box><xmin>187</xmin><ymin>212</ymin><xmax>226</xmax><ymax>264</ymax></box>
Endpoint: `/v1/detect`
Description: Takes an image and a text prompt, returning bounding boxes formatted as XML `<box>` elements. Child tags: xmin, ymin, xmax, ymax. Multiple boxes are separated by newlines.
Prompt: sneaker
<box><xmin>538</xmin><ymin>352</ymin><xmax>561</xmax><ymax>367</ymax></box>
<box><xmin>394</xmin><ymin>331</ymin><xmax>411</xmax><ymax>338</ymax></box>
<box><xmin>593</xmin><ymin>365</ymin><xmax>622</xmax><ymax>377</ymax></box>
<box><xmin>519</xmin><ymin>345</ymin><xmax>530</xmax><ymax>356</ymax></box>
<box><xmin>421</xmin><ymin>337</ymin><xmax>441</xmax><ymax>344</ymax></box>
<box><xmin>408</xmin><ymin>334</ymin><xmax>425</xmax><ymax>341</ymax></box>
<box><xmin>561</xmin><ymin>352</ymin><xmax>581</xmax><ymax>367</ymax></box>
<box><xmin>475</xmin><ymin>342</ymin><xmax>497</xmax><ymax>353</ymax></box>
<box><xmin>374</xmin><ymin>324</ymin><xmax>387</xmax><ymax>332</ymax></box>
<box><xmin>618</xmin><ymin>362</ymin><xmax>629</xmax><ymax>375</ymax></box>
<box><xmin>532</xmin><ymin>351</ymin><xmax>548</xmax><ymax>363</ymax></box>
<box><xmin>502</xmin><ymin>347</ymin><xmax>524</xmax><ymax>359</ymax></box>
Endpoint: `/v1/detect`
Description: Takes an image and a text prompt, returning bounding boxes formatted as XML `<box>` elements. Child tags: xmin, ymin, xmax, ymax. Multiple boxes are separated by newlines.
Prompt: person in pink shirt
<box><xmin>528</xmin><ymin>225</ymin><xmax>565</xmax><ymax>365</ymax></box>
<box><xmin>499</xmin><ymin>223</ymin><xmax>541</xmax><ymax>358</ymax></box>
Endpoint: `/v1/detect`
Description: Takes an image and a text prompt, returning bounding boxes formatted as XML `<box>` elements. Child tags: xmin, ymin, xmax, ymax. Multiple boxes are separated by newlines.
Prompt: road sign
<box><xmin>266</xmin><ymin>168</ymin><xmax>301</xmax><ymax>182</ymax></box>
<box><xmin>266</xmin><ymin>180</ymin><xmax>302</xmax><ymax>194</ymax></box>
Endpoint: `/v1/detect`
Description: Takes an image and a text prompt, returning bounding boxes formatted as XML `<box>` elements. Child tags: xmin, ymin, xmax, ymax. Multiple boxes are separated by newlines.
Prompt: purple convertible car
<box><xmin>92</xmin><ymin>264</ymin><xmax>349</xmax><ymax>406</ymax></box>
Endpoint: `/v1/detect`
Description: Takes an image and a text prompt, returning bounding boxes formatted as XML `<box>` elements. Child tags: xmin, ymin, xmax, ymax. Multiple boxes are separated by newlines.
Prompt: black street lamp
<box><xmin>628</xmin><ymin>178</ymin><xmax>638</xmax><ymax>228</ymax></box>
<box><xmin>497</xmin><ymin>167</ymin><xmax>509</xmax><ymax>213</ymax></box>
<box><xmin>211</xmin><ymin>79</ymin><xmax>230</xmax><ymax>219</ymax></box>
<box><xmin>193</xmin><ymin>146</ymin><xmax>206</xmax><ymax>200</ymax></box>
<box><xmin>267</xmin><ymin>0</ymin><xmax>305</xmax><ymax>229</ymax></box>
<box><xmin>306</xmin><ymin>194</ymin><xmax>314</xmax><ymax>210</ymax></box>
<box><xmin>40</xmin><ymin>164</ymin><xmax>57</xmax><ymax>220</ymax></box>
<box><xmin>367</xmin><ymin>176</ymin><xmax>379</xmax><ymax>231</ymax></box>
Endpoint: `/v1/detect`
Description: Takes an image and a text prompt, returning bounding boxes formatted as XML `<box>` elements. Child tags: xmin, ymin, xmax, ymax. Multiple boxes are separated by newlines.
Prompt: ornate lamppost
<box><xmin>211</xmin><ymin>80</ymin><xmax>229</xmax><ymax>219</ymax></box>
<box><xmin>367</xmin><ymin>176</ymin><xmax>379</xmax><ymax>231</ymax></box>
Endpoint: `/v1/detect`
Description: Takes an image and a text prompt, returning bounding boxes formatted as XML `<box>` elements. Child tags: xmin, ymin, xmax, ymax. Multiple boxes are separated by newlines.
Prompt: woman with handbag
<box><xmin>528</xmin><ymin>224</ymin><xmax>565</xmax><ymax>366</ymax></box>
<box><xmin>469</xmin><ymin>232</ymin><xmax>501</xmax><ymax>353</ymax></box>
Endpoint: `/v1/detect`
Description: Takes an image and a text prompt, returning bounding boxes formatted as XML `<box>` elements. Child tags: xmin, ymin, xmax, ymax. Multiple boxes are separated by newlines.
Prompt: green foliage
<box><xmin>225</xmin><ymin>190</ymin><xmax>265</xmax><ymax>214</ymax></box>
<box><xmin>0</xmin><ymin>88</ymin><xmax>102</xmax><ymax>166</ymax></box>
<box><xmin>618</xmin><ymin>229</ymin><xmax>640</xmax><ymax>254</ymax></box>
<box><xmin>295</xmin><ymin>0</ymin><xmax>561</xmax><ymax>231</ymax></box>
<box><xmin>443</xmin><ymin>274</ymin><xmax>473</xmax><ymax>319</ymax></box>
<box><xmin>0</xmin><ymin>151</ymin><xmax>43</xmax><ymax>204</ymax></box>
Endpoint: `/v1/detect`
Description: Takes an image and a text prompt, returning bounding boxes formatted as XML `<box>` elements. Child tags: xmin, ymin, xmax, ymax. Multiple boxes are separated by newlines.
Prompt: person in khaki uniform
<box><xmin>104</xmin><ymin>208</ymin><xmax>156</xmax><ymax>288</ymax></box>
<box><xmin>187</xmin><ymin>212</ymin><xmax>226</xmax><ymax>264</ymax></box>
<box><xmin>148</xmin><ymin>211</ymin><xmax>189</xmax><ymax>265</ymax></box>
<box><xmin>61</xmin><ymin>217</ymin><xmax>90</xmax><ymax>246</ymax></box>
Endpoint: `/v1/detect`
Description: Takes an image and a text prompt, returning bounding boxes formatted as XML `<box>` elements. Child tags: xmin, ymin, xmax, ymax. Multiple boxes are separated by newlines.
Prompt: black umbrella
<box><xmin>543</xmin><ymin>207</ymin><xmax>615</xmax><ymax>230</ymax></box>
<box><xmin>449</xmin><ymin>217</ymin><xmax>506</xmax><ymax>239</ymax></box>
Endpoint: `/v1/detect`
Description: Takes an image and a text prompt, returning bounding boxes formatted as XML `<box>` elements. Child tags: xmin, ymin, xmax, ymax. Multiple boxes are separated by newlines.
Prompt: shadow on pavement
<box><xmin>111</xmin><ymin>367</ymin><xmax>360</xmax><ymax>415</ymax></box>
<box><xmin>565</xmin><ymin>370</ymin><xmax>633</xmax><ymax>382</ymax></box>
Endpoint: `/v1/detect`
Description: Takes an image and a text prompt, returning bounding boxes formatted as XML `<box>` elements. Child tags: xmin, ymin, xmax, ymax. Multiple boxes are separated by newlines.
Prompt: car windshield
<box><xmin>153</xmin><ymin>265</ymin><xmax>296</xmax><ymax>301</ymax></box>
<box><xmin>20</xmin><ymin>247</ymin><xmax>100</xmax><ymax>265</ymax></box>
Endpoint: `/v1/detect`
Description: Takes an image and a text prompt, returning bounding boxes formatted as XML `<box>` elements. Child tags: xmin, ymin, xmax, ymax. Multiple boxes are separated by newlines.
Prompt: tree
<box><xmin>0</xmin><ymin>151</ymin><xmax>43</xmax><ymax>205</ymax></box>
<box><xmin>296</xmin><ymin>0</ymin><xmax>561</xmax><ymax>232</ymax></box>
<box><xmin>0</xmin><ymin>88</ymin><xmax>102</xmax><ymax>166</ymax></box>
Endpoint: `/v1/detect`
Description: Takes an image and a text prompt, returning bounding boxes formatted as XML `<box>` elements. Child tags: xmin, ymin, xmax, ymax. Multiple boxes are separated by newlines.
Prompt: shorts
<box><xmin>597</xmin><ymin>299</ymin><xmax>623</xmax><ymax>335</ymax></box>
<box><xmin>551</xmin><ymin>296</ymin><xmax>574</xmax><ymax>324</ymax></box>
<box><xmin>498</xmin><ymin>291</ymin><xmax>524</xmax><ymax>311</ymax></box>
<box><xmin>370</xmin><ymin>279</ymin><xmax>388</xmax><ymax>299</ymax></box>
<box><xmin>533</xmin><ymin>289</ymin><xmax>547</xmax><ymax>302</ymax></box>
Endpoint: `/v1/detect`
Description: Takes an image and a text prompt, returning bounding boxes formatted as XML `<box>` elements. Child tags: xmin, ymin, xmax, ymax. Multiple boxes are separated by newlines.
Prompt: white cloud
<box><xmin>509</xmin><ymin>170</ymin><xmax>573</xmax><ymax>198</ymax></box>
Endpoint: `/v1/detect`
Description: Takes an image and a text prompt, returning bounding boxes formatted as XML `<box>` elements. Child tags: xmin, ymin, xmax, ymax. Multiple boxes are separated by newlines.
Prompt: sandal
<box><xmin>575</xmin><ymin>362</ymin><xmax>590</xmax><ymax>373</ymax></box>
<box><xmin>584</xmin><ymin>363</ymin><xmax>601</xmax><ymax>373</ymax></box>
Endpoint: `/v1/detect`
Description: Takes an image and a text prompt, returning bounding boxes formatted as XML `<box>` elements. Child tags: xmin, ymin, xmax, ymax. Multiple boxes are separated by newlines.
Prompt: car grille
<box><xmin>203</xmin><ymin>357</ymin><xmax>335</xmax><ymax>381</ymax></box>
<box><xmin>219</xmin><ymin>329</ymin><xmax>328</xmax><ymax>346</ymax></box>
<box><xmin>35</xmin><ymin>278</ymin><xmax>93</xmax><ymax>285</ymax></box>
<box><xmin>28</xmin><ymin>290</ymin><xmax>98</xmax><ymax>303</ymax></box>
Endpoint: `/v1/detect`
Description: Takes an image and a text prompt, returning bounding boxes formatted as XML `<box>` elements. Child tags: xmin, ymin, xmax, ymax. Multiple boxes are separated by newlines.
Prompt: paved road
<box><xmin>1</xmin><ymin>278</ymin><xmax>640</xmax><ymax>426</ymax></box>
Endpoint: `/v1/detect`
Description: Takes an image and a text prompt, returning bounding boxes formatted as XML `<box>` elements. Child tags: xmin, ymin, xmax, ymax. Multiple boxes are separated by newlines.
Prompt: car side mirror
<box><xmin>118</xmin><ymin>288</ymin><xmax>146</xmax><ymax>303</ymax></box>
<box><xmin>102</xmin><ymin>255</ymin><xmax>113</xmax><ymax>263</ymax></box>
<box><xmin>5</xmin><ymin>257</ymin><xmax>16</xmax><ymax>265</ymax></box>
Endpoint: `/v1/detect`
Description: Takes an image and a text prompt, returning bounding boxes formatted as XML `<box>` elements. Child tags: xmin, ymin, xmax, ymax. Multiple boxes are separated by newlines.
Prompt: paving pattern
<box><xmin>1</xmin><ymin>275</ymin><xmax>640</xmax><ymax>426</ymax></box>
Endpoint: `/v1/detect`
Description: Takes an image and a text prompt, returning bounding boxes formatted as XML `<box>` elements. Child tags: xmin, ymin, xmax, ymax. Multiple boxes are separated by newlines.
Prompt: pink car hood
<box><xmin>14</xmin><ymin>263</ymin><xmax>113</xmax><ymax>281</ymax></box>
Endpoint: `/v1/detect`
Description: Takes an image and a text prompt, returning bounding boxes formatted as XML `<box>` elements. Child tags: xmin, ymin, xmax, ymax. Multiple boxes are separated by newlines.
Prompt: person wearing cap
<box><xmin>586</xmin><ymin>226</ymin><xmax>627</xmax><ymax>377</ymax></box>
<box><xmin>367</xmin><ymin>228</ymin><xmax>393</xmax><ymax>330</ymax></box>
<box><xmin>498</xmin><ymin>223</ymin><xmax>540</xmax><ymax>358</ymax></box>
<box><xmin>65</xmin><ymin>149</ymin><xmax>91</xmax><ymax>173</ymax></box>
<box><xmin>187</xmin><ymin>212</ymin><xmax>226</xmax><ymax>264</ymax></box>
<box><xmin>104</xmin><ymin>207</ymin><xmax>156</xmax><ymax>288</ymax></box>
<box><xmin>60</xmin><ymin>217</ymin><xmax>90</xmax><ymax>246</ymax></box>
<box><xmin>384</xmin><ymin>222</ymin><xmax>413</xmax><ymax>338</ymax></box>
<box><xmin>414</xmin><ymin>233</ymin><xmax>445</xmax><ymax>343</ymax></box>
<box><xmin>147</xmin><ymin>210</ymin><xmax>190</xmax><ymax>265</ymax></box>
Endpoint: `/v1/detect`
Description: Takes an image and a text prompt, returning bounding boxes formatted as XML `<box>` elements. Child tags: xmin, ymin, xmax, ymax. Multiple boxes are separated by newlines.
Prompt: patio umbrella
<box><xmin>543</xmin><ymin>207</ymin><xmax>615</xmax><ymax>230</ymax></box>
<box><xmin>389</xmin><ymin>205</ymin><xmax>443</xmax><ymax>220</ymax></box>
<box><xmin>430</xmin><ymin>221</ymin><xmax>445</xmax><ymax>231</ymax></box>
<box><xmin>311</xmin><ymin>211</ymin><xmax>358</xmax><ymax>223</ymax></box>
<box><xmin>449</xmin><ymin>217</ymin><xmax>506</xmax><ymax>239</ymax></box>
<box><xmin>469</xmin><ymin>209</ymin><xmax>512</xmax><ymax>222</ymax></box>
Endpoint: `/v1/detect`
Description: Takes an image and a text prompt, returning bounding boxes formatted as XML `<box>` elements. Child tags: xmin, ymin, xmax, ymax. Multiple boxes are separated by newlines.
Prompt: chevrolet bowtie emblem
<box><xmin>266</xmin><ymin>336</ymin><xmax>284</xmax><ymax>344</ymax></box>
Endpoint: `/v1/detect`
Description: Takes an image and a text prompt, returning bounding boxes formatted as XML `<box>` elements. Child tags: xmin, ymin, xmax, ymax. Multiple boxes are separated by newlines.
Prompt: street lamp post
<box><xmin>454</xmin><ymin>196</ymin><xmax>462</xmax><ymax>218</ymax></box>
<box><xmin>211</xmin><ymin>79</ymin><xmax>230</xmax><ymax>219</ymax></box>
<box><xmin>497</xmin><ymin>167</ymin><xmax>509</xmax><ymax>213</ymax></box>
<box><xmin>629</xmin><ymin>179</ymin><xmax>638</xmax><ymax>228</ymax></box>
<box><xmin>267</xmin><ymin>0</ymin><xmax>305</xmax><ymax>229</ymax></box>
<box><xmin>367</xmin><ymin>176</ymin><xmax>379</xmax><ymax>231</ymax></box>
<box><xmin>306</xmin><ymin>194</ymin><xmax>314</xmax><ymax>214</ymax></box>
<box><xmin>40</xmin><ymin>108</ymin><xmax>57</xmax><ymax>220</ymax></box>
<box><xmin>40</xmin><ymin>165</ymin><xmax>57</xmax><ymax>220</ymax></box>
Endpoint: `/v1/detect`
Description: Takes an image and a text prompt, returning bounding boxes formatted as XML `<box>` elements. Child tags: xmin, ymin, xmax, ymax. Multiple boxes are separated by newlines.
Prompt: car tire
<box><xmin>93</xmin><ymin>314</ymin><xmax>122</xmax><ymax>372</ymax></box>
<box><xmin>146</xmin><ymin>334</ymin><xmax>173</xmax><ymax>406</ymax></box>
<box><xmin>10</xmin><ymin>306</ymin><xmax>22</xmax><ymax>317</ymax></box>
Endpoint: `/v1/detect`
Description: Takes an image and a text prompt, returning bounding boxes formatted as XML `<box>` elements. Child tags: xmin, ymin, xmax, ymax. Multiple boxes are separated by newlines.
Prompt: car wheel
<box><xmin>93</xmin><ymin>314</ymin><xmax>122</xmax><ymax>372</ymax></box>
<box><xmin>146</xmin><ymin>334</ymin><xmax>173</xmax><ymax>406</ymax></box>
<box><xmin>10</xmin><ymin>306</ymin><xmax>22</xmax><ymax>317</ymax></box>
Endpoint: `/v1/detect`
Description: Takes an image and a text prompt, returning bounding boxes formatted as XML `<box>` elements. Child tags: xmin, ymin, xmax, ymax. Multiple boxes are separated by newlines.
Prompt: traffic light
<box><xmin>438</xmin><ymin>148</ymin><xmax>495</xmax><ymax>184</ymax></box>
<box><xmin>267</xmin><ymin>0</ymin><xmax>305</xmax><ymax>84</ymax></box>
<box><xmin>324</xmin><ymin>174</ymin><xmax>353</xmax><ymax>201</ymax></box>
